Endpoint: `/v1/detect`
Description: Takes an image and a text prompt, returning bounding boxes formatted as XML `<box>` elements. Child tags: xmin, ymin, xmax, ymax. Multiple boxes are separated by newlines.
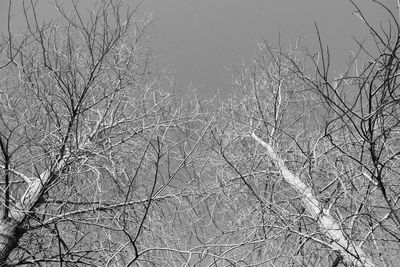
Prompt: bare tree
<box><xmin>296</xmin><ymin>0</ymin><xmax>400</xmax><ymax>265</ymax></box>
<box><xmin>0</xmin><ymin>0</ymin><xmax>214</xmax><ymax>265</ymax></box>
<box><xmin>206</xmin><ymin>1</ymin><xmax>400</xmax><ymax>266</ymax></box>
<box><xmin>210</xmin><ymin>40</ymin><xmax>360</xmax><ymax>266</ymax></box>
<box><xmin>1</xmin><ymin>0</ymin><xmax>399</xmax><ymax>266</ymax></box>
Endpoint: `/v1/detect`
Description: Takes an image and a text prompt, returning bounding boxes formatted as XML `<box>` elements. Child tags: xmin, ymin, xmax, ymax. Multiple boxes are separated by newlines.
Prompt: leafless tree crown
<box><xmin>0</xmin><ymin>0</ymin><xmax>399</xmax><ymax>266</ymax></box>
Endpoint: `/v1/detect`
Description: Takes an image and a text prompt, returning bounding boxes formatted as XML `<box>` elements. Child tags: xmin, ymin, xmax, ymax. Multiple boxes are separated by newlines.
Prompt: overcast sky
<box><xmin>140</xmin><ymin>0</ymin><xmax>387</xmax><ymax>96</ymax></box>
<box><xmin>0</xmin><ymin>0</ymin><xmax>389</xmax><ymax>97</ymax></box>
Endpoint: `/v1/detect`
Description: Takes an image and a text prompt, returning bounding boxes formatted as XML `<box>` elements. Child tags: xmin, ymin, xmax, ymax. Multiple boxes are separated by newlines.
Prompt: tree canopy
<box><xmin>0</xmin><ymin>0</ymin><xmax>399</xmax><ymax>266</ymax></box>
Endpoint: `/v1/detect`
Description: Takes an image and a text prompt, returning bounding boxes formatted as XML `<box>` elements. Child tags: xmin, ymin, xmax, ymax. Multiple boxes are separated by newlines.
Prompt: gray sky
<box><xmin>0</xmin><ymin>0</ymin><xmax>388</xmax><ymax>97</ymax></box>
<box><xmin>140</xmin><ymin>0</ymin><xmax>386</xmax><ymax>96</ymax></box>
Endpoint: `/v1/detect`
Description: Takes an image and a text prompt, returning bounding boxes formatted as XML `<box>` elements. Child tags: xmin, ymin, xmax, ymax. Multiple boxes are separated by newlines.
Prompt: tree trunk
<box><xmin>0</xmin><ymin>219</ymin><xmax>25</xmax><ymax>265</ymax></box>
<box><xmin>0</xmin><ymin>160</ymin><xmax>64</xmax><ymax>264</ymax></box>
<box><xmin>251</xmin><ymin>132</ymin><xmax>375</xmax><ymax>267</ymax></box>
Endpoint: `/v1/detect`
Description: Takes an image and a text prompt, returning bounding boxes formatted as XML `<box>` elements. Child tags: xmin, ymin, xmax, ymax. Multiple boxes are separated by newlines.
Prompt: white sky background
<box><xmin>0</xmin><ymin>0</ymin><xmax>391</xmax><ymax>97</ymax></box>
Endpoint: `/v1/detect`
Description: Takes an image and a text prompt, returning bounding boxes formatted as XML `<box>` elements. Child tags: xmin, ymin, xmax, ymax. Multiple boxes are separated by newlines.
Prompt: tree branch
<box><xmin>250</xmin><ymin>132</ymin><xmax>375</xmax><ymax>267</ymax></box>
